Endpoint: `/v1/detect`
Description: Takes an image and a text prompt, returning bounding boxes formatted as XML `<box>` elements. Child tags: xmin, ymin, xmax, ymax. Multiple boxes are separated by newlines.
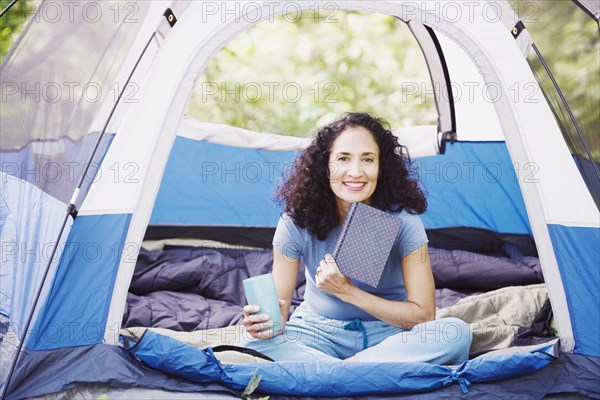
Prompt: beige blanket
<box><xmin>437</xmin><ymin>283</ymin><xmax>548</xmax><ymax>354</ymax></box>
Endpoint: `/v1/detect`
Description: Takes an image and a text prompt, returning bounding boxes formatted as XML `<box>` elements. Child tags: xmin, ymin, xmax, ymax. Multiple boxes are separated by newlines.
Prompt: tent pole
<box><xmin>0</xmin><ymin>213</ymin><xmax>70</xmax><ymax>400</ymax></box>
<box><xmin>69</xmin><ymin>31</ymin><xmax>157</xmax><ymax>205</ymax></box>
<box><xmin>531</xmin><ymin>43</ymin><xmax>600</xmax><ymax>182</ymax></box>
<box><xmin>0</xmin><ymin>0</ymin><xmax>19</xmax><ymax>18</ymax></box>
<box><xmin>0</xmin><ymin>31</ymin><xmax>157</xmax><ymax>399</ymax></box>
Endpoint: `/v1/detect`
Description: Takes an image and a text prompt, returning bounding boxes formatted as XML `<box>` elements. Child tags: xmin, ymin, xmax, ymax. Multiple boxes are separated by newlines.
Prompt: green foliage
<box><xmin>240</xmin><ymin>369</ymin><xmax>267</xmax><ymax>400</ymax></box>
<box><xmin>0</xmin><ymin>0</ymin><xmax>34</xmax><ymax>63</ymax></box>
<box><xmin>186</xmin><ymin>11</ymin><xmax>437</xmax><ymax>137</ymax></box>
<box><xmin>188</xmin><ymin>3</ymin><xmax>598</xmax><ymax>153</ymax></box>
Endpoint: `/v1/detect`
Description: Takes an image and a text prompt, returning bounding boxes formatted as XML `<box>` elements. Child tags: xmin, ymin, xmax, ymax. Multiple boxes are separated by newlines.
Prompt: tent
<box><xmin>1</xmin><ymin>0</ymin><xmax>598</xmax><ymax>398</ymax></box>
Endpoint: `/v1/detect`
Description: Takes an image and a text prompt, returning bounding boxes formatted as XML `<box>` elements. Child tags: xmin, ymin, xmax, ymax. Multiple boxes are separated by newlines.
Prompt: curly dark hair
<box><xmin>275</xmin><ymin>112</ymin><xmax>427</xmax><ymax>240</ymax></box>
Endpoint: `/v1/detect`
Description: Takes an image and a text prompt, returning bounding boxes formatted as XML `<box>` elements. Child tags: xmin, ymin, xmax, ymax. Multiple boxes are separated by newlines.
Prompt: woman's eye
<box><xmin>363</xmin><ymin>158</ymin><xmax>374</xmax><ymax>163</ymax></box>
<box><xmin>338</xmin><ymin>157</ymin><xmax>349</xmax><ymax>162</ymax></box>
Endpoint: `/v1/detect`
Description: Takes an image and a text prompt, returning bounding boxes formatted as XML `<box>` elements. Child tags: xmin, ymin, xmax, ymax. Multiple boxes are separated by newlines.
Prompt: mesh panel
<box><xmin>0</xmin><ymin>0</ymin><xmax>150</xmax><ymax>203</ymax></box>
<box><xmin>509</xmin><ymin>0</ymin><xmax>599</xmax><ymax>207</ymax></box>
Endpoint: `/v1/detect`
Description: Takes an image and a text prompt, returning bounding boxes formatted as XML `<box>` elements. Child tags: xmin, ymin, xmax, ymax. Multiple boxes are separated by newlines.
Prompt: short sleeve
<box><xmin>272</xmin><ymin>214</ymin><xmax>304</xmax><ymax>260</ymax></box>
<box><xmin>396</xmin><ymin>212</ymin><xmax>429</xmax><ymax>258</ymax></box>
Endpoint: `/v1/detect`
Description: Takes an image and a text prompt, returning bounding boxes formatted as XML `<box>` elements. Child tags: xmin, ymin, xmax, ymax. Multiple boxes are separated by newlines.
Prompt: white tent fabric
<box><xmin>435</xmin><ymin>32</ymin><xmax>504</xmax><ymax>141</ymax></box>
<box><xmin>87</xmin><ymin>0</ymin><xmax>175</xmax><ymax>136</ymax></box>
<box><xmin>176</xmin><ymin>115</ymin><xmax>439</xmax><ymax>156</ymax></box>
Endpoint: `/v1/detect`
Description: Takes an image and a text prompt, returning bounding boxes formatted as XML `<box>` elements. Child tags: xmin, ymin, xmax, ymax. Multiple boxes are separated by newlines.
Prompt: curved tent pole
<box><xmin>530</xmin><ymin>42</ymin><xmax>600</xmax><ymax>183</ymax></box>
<box><xmin>0</xmin><ymin>0</ymin><xmax>18</xmax><ymax>18</ymax></box>
<box><xmin>425</xmin><ymin>25</ymin><xmax>457</xmax><ymax>154</ymax></box>
<box><xmin>0</xmin><ymin>0</ymin><xmax>39</xmax><ymax>67</ymax></box>
<box><xmin>1</xmin><ymin>30</ymin><xmax>158</xmax><ymax>400</ymax></box>
<box><xmin>571</xmin><ymin>0</ymin><xmax>600</xmax><ymax>21</ymax></box>
<box><xmin>407</xmin><ymin>20</ymin><xmax>457</xmax><ymax>154</ymax></box>
<box><xmin>0</xmin><ymin>213</ymin><xmax>71</xmax><ymax>400</ymax></box>
<box><xmin>67</xmin><ymin>30</ymin><xmax>158</xmax><ymax>216</ymax></box>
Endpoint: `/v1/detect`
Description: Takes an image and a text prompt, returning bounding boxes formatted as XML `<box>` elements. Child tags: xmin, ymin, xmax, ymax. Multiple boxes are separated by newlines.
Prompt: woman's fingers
<box><xmin>317</xmin><ymin>256</ymin><xmax>340</xmax><ymax>280</ymax></box>
<box><xmin>243</xmin><ymin>314</ymin><xmax>276</xmax><ymax>340</ymax></box>
<box><xmin>316</xmin><ymin>254</ymin><xmax>352</xmax><ymax>297</ymax></box>
<box><xmin>242</xmin><ymin>305</ymin><xmax>260</xmax><ymax>316</ymax></box>
<box><xmin>242</xmin><ymin>312</ymin><xmax>269</xmax><ymax>326</ymax></box>
<box><xmin>243</xmin><ymin>301</ymin><xmax>285</xmax><ymax>339</ymax></box>
<box><xmin>323</xmin><ymin>254</ymin><xmax>340</xmax><ymax>272</ymax></box>
<box><xmin>250</xmin><ymin>327</ymin><xmax>276</xmax><ymax>340</ymax></box>
<box><xmin>245</xmin><ymin>320</ymin><xmax>274</xmax><ymax>332</ymax></box>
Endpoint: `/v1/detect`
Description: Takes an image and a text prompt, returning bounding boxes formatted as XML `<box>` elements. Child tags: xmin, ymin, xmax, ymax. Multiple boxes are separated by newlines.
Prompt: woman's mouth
<box><xmin>343</xmin><ymin>182</ymin><xmax>366</xmax><ymax>191</ymax></box>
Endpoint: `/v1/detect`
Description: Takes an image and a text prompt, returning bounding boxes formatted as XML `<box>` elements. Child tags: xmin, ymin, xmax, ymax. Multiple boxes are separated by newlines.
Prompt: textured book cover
<box><xmin>332</xmin><ymin>203</ymin><xmax>403</xmax><ymax>287</ymax></box>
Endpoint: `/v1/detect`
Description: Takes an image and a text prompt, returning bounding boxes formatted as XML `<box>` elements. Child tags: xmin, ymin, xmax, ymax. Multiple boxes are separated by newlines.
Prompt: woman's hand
<box><xmin>315</xmin><ymin>254</ymin><xmax>353</xmax><ymax>297</ymax></box>
<box><xmin>242</xmin><ymin>299</ymin><xmax>286</xmax><ymax>340</ymax></box>
<box><xmin>329</xmin><ymin>244</ymin><xmax>435</xmax><ymax>330</ymax></box>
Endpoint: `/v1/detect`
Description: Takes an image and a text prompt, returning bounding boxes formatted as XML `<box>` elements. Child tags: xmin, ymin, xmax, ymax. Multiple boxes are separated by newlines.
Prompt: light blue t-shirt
<box><xmin>273</xmin><ymin>209</ymin><xmax>429</xmax><ymax>320</ymax></box>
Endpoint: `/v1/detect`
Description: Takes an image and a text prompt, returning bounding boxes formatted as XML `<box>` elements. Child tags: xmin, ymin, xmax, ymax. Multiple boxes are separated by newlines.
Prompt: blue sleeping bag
<box><xmin>128</xmin><ymin>329</ymin><xmax>557</xmax><ymax>396</ymax></box>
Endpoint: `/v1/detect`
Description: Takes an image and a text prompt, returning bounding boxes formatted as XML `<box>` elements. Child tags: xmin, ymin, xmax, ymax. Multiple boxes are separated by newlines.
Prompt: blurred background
<box><xmin>1</xmin><ymin>0</ymin><xmax>597</xmax><ymax>160</ymax></box>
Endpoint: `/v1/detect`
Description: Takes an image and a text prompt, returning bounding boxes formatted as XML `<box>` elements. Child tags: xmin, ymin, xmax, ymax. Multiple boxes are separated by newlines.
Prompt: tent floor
<box><xmin>27</xmin><ymin>353</ymin><xmax>599</xmax><ymax>400</ymax></box>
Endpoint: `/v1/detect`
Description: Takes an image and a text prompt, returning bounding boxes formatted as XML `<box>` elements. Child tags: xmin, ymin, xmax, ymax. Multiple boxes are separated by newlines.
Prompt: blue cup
<box><xmin>243</xmin><ymin>273</ymin><xmax>281</xmax><ymax>334</ymax></box>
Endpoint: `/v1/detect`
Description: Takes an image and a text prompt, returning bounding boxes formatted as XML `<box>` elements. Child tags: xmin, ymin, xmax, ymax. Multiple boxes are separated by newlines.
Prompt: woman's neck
<box><xmin>336</xmin><ymin>201</ymin><xmax>350</xmax><ymax>224</ymax></box>
<box><xmin>336</xmin><ymin>198</ymin><xmax>373</xmax><ymax>223</ymax></box>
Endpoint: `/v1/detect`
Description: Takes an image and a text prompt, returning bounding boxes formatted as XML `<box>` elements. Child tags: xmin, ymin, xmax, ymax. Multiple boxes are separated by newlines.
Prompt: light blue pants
<box><xmin>239</xmin><ymin>302</ymin><xmax>472</xmax><ymax>364</ymax></box>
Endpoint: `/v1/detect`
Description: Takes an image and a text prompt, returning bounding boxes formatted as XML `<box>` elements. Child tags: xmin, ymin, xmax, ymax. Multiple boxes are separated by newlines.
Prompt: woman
<box><xmin>240</xmin><ymin>112</ymin><xmax>471</xmax><ymax>363</ymax></box>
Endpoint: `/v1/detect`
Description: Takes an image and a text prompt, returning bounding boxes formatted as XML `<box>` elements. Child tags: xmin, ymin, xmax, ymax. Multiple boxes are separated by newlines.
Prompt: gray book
<box><xmin>332</xmin><ymin>203</ymin><xmax>403</xmax><ymax>288</ymax></box>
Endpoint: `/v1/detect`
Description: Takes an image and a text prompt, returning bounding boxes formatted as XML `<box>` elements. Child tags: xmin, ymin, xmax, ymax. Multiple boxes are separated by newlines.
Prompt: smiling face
<box><xmin>328</xmin><ymin>126</ymin><xmax>380</xmax><ymax>220</ymax></box>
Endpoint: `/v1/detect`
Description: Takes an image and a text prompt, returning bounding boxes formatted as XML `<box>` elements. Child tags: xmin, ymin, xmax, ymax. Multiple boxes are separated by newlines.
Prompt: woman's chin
<box><xmin>340</xmin><ymin>194</ymin><xmax>371</xmax><ymax>205</ymax></box>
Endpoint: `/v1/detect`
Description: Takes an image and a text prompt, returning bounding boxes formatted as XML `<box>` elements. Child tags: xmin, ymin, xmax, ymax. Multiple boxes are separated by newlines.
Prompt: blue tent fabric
<box><xmin>0</xmin><ymin>174</ymin><xmax>68</xmax><ymax>338</ymax></box>
<box><xmin>548</xmin><ymin>224</ymin><xmax>600</xmax><ymax>357</ymax></box>
<box><xmin>5</xmin><ymin>343</ymin><xmax>239</xmax><ymax>400</ymax></box>
<box><xmin>129</xmin><ymin>330</ymin><xmax>558</xmax><ymax>397</ymax></box>
<box><xmin>150</xmin><ymin>140</ymin><xmax>531</xmax><ymax>235</ymax></box>
<box><xmin>417</xmin><ymin>141</ymin><xmax>531</xmax><ymax>235</ymax></box>
<box><xmin>150</xmin><ymin>137</ymin><xmax>294</xmax><ymax>227</ymax></box>
<box><xmin>28</xmin><ymin>213</ymin><xmax>132</xmax><ymax>350</ymax></box>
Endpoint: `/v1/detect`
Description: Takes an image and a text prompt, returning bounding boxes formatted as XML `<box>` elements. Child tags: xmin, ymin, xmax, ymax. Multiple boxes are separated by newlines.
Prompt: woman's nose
<box><xmin>347</xmin><ymin>162</ymin><xmax>364</xmax><ymax>178</ymax></box>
